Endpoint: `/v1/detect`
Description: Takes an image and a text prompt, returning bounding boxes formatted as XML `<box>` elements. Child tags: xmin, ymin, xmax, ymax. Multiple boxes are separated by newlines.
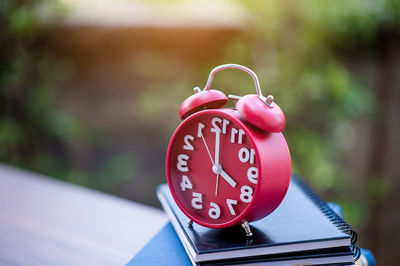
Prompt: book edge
<box><xmin>157</xmin><ymin>187</ymin><xmax>198</xmax><ymax>265</ymax></box>
<box><xmin>157</xmin><ymin>183</ymin><xmax>352</xmax><ymax>263</ymax></box>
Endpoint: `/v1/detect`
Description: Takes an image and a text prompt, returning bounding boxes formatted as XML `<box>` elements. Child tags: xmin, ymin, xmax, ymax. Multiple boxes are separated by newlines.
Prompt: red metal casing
<box><xmin>179</xmin><ymin>89</ymin><xmax>228</xmax><ymax>120</ymax></box>
<box><xmin>237</xmin><ymin>94</ymin><xmax>286</xmax><ymax>133</ymax></box>
<box><xmin>166</xmin><ymin>108</ymin><xmax>291</xmax><ymax>228</ymax></box>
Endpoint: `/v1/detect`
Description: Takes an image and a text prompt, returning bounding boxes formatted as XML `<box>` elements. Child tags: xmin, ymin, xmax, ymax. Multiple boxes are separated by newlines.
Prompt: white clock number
<box><xmin>192</xmin><ymin>192</ymin><xmax>202</xmax><ymax>209</ymax></box>
<box><xmin>208</xmin><ymin>202</ymin><xmax>221</xmax><ymax>219</ymax></box>
<box><xmin>211</xmin><ymin>117</ymin><xmax>230</xmax><ymax>134</ymax></box>
<box><xmin>183</xmin><ymin>135</ymin><xmax>194</xmax><ymax>151</ymax></box>
<box><xmin>177</xmin><ymin>154</ymin><xmax>189</xmax><ymax>172</ymax></box>
<box><xmin>198</xmin><ymin>123</ymin><xmax>205</xmax><ymax>137</ymax></box>
<box><xmin>240</xmin><ymin>185</ymin><xmax>253</xmax><ymax>203</ymax></box>
<box><xmin>226</xmin><ymin>199</ymin><xmax>238</xmax><ymax>215</ymax></box>
<box><xmin>238</xmin><ymin>148</ymin><xmax>255</xmax><ymax>164</ymax></box>
<box><xmin>247</xmin><ymin>167</ymin><xmax>258</xmax><ymax>184</ymax></box>
<box><xmin>231</xmin><ymin>128</ymin><xmax>245</xmax><ymax>144</ymax></box>
<box><xmin>180</xmin><ymin>175</ymin><xmax>193</xmax><ymax>191</ymax></box>
<box><xmin>222</xmin><ymin>119</ymin><xmax>230</xmax><ymax>134</ymax></box>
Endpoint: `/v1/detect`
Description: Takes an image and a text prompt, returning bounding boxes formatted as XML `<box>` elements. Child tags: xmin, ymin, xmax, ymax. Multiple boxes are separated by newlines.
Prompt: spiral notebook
<box><xmin>157</xmin><ymin>176</ymin><xmax>359</xmax><ymax>265</ymax></box>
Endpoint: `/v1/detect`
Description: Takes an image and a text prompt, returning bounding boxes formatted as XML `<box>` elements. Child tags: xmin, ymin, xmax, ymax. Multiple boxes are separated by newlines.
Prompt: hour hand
<box><xmin>219</xmin><ymin>168</ymin><xmax>237</xmax><ymax>188</ymax></box>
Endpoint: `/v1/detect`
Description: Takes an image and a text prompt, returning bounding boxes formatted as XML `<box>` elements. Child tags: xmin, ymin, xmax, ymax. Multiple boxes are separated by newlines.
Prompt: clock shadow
<box><xmin>187</xmin><ymin>223</ymin><xmax>271</xmax><ymax>251</ymax></box>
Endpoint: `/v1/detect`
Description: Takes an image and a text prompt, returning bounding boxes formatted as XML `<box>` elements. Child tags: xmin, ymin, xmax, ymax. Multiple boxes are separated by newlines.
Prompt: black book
<box><xmin>157</xmin><ymin>176</ymin><xmax>359</xmax><ymax>265</ymax></box>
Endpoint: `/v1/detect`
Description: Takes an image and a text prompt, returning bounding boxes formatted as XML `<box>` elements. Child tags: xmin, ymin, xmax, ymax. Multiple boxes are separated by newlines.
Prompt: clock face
<box><xmin>167</xmin><ymin>112</ymin><xmax>259</xmax><ymax>227</ymax></box>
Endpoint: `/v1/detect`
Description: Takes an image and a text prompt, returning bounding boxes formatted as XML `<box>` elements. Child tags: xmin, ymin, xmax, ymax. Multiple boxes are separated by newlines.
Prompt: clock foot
<box><xmin>241</xmin><ymin>221</ymin><xmax>253</xmax><ymax>237</ymax></box>
<box><xmin>188</xmin><ymin>219</ymin><xmax>193</xmax><ymax>227</ymax></box>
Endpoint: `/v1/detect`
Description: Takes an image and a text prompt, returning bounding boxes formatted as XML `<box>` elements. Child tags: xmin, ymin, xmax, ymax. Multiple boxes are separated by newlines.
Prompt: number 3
<box><xmin>177</xmin><ymin>154</ymin><xmax>189</xmax><ymax>172</ymax></box>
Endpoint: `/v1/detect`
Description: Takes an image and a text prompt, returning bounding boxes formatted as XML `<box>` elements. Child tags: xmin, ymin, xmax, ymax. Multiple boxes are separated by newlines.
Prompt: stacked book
<box><xmin>129</xmin><ymin>176</ymin><xmax>360</xmax><ymax>265</ymax></box>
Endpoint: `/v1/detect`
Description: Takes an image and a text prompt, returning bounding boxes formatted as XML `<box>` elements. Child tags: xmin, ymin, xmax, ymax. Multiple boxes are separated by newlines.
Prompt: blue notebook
<box><xmin>127</xmin><ymin>223</ymin><xmax>191</xmax><ymax>266</ymax></box>
<box><xmin>153</xmin><ymin>176</ymin><xmax>358</xmax><ymax>265</ymax></box>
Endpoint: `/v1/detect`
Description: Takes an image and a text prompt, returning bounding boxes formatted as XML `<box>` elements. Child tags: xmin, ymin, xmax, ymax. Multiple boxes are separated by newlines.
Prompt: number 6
<box><xmin>208</xmin><ymin>202</ymin><xmax>220</xmax><ymax>219</ymax></box>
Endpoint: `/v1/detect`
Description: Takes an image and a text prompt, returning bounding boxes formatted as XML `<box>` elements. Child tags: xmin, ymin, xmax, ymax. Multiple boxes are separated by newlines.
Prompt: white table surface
<box><xmin>0</xmin><ymin>163</ymin><xmax>167</xmax><ymax>265</ymax></box>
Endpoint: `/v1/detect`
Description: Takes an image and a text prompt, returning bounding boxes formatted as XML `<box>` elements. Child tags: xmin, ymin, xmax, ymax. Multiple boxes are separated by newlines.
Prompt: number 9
<box><xmin>247</xmin><ymin>167</ymin><xmax>258</xmax><ymax>184</ymax></box>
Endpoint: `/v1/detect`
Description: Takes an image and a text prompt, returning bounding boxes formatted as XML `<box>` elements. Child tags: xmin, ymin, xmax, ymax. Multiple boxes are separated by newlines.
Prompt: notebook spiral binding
<box><xmin>292</xmin><ymin>176</ymin><xmax>361</xmax><ymax>262</ymax></box>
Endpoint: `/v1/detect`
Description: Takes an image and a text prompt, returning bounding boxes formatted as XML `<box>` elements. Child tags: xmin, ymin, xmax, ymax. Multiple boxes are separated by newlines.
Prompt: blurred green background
<box><xmin>1</xmin><ymin>0</ymin><xmax>399</xmax><ymax>264</ymax></box>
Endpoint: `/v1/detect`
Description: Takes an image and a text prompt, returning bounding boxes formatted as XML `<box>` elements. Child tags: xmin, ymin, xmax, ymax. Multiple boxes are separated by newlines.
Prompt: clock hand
<box><xmin>214</xmin><ymin>129</ymin><xmax>221</xmax><ymax>195</ymax></box>
<box><xmin>201</xmin><ymin>132</ymin><xmax>223</xmax><ymax>195</ymax></box>
<box><xmin>219</xmin><ymin>168</ymin><xmax>237</xmax><ymax>188</ymax></box>
<box><xmin>200</xmin><ymin>133</ymin><xmax>214</xmax><ymax>165</ymax></box>
<box><xmin>214</xmin><ymin>129</ymin><xmax>221</xmax><ymax>167</ymax></box>
<box><xmin>215</xmin><ymin>173</ymin><xmax>219</xmax><ymax>196</ymax></box>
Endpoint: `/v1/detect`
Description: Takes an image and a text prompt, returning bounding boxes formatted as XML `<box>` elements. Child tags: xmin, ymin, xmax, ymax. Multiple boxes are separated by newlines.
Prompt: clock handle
<box><xmin>179</xmin><ymin>64</ymin><xmax>286</xmax><ymax>132</ymax></box>
<box><xmin>203</xmin><ymin>64</ymin><xmax>286</xmax><ymax>132</ymax></box>
<box><xmin>203</xmin><ymin>64</ymin><xmax>274</xmax><ymax>107</ymax></box>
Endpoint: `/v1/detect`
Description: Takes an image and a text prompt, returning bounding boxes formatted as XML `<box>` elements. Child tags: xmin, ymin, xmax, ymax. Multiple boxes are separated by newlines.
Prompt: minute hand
<box><xmin>214</xmin><ymin>129</ymin><xmax>220</xmax><ymax>166</ymax></box>
<box><xmin>219</xmin><ymin>168</ymin><xmax>237</xmax><ymax>187</ymax></box>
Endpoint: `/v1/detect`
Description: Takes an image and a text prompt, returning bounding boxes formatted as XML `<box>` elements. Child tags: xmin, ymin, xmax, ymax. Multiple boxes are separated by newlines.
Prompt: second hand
<box><xmin>200</xmin><ymin>133</ymin><xmax>214</xmax><ymax>165</ymax></box>
<box><xmin>215</xmin><ymin>173</ymin><xmax>219</xmax><ymax>196</ymax></box>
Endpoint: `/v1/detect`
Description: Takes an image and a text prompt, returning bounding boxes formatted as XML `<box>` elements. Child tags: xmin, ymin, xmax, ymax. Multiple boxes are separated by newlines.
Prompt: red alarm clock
<box><xmin>166</xmin><ymin>64</ymin><xmax>291</xmax><ymax>236</ymax></box>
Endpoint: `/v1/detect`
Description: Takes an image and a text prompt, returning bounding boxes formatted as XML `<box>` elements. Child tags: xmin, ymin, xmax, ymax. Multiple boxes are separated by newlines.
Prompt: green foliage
<box><xmin>2</xmin><ymin>0</ymin><xmax>398</xmax><ymax>230</ymax></box>
<box><xmin>231</xmin><ymin>0</ymin><xmax>399</xmax><ymax>229</ymax></box>
<box><xmin>1</xmin><ymin>1</ymin><xmax>64</xmax><ymax>168</ymax></box>
<box><xmin>133</xmin><ymin>0</ymin><xmax>399</xmax><ymax>227</ymax></box>
<box><xmin>92</xmin><ymin>153</ymin><xmax>136</xmax><ymax>189</ymax></box>
<box><xmin>0</xmin><ymin>1</ymin><xmax>132</xmax><ymax>191</ymax></box>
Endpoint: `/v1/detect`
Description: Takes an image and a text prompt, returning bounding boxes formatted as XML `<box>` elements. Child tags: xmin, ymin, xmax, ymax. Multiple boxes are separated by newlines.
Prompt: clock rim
<box><xmin>166</xmin><ymin>109</ymin><xmax>263</xmax><ymax>228</ymax></box>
